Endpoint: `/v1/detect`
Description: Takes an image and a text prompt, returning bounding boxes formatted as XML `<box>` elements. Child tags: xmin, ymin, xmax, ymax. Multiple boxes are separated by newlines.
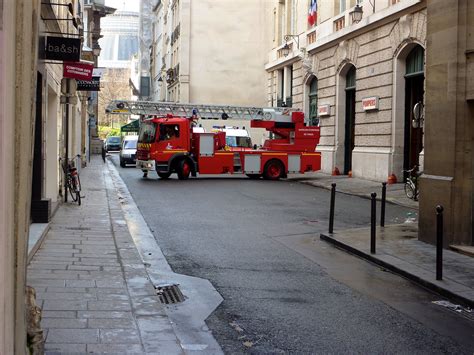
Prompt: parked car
<box><xmin>104</xmin><ymin>136</ymin><xmax>121</xmax><ymax>152</ymax></box>
<box><xmin>119</xmin><ymin>135</ymin><xmax>138</xmax><ymax>167</ymax></box>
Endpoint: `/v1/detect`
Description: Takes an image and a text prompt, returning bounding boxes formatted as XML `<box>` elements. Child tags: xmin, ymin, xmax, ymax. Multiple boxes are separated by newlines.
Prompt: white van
<box><xmin>119</xmin><ymin>135</ymin><xmax>138</xmax><ymax>167</ymax></box>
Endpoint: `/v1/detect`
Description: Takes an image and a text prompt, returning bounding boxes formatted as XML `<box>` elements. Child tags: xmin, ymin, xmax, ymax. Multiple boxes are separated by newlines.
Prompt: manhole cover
<box><xmin>155</xmin><ymin>284</ymin><xmax>185</xmax><ymax>304</ymax></box>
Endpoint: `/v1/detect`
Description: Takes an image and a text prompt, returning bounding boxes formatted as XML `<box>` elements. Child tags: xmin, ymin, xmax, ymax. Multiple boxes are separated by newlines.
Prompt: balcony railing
<box><xmin>170</xmin><ymin>24</ymin><xmax>180</xmax><ymax>45</ymax></box>
<box><xmin>334</xmin><ymin>16</ymin><xmax>345</xmax><ymax>31</ymax></box>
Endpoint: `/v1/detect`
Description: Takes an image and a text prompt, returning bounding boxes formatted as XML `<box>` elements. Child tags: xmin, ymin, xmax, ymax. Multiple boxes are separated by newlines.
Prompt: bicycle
<box><xmin>60</xmin><ymin>155</ymin><xmax>82</xmax><ymax>205</ymax></box>
<box><xmin>403</xmin><ymin>166</ymin><xmax>421</xmax><ymax>201</ymax></box>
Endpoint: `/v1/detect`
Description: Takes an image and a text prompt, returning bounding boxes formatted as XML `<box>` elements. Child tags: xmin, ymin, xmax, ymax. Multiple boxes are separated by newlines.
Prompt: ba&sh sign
<box><xmin>44</xmin><ymin>36</ymin><xmax>81</xmax><ymax>62</ymax></box>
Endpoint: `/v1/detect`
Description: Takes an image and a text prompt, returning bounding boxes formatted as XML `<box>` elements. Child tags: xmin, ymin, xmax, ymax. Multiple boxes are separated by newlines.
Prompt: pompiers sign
<box><xmin>44</xmin><ymin>36</ymin><xmax>81</xmax><ymax>62</ymax></box>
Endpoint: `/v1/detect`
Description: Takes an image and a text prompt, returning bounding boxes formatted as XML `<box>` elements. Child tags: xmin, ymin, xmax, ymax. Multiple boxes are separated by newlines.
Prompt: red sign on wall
<box><xmin>362</xmin><ymin>96</ymin><xmax>379</xmax><ymax>111</ymax></box>
<box><xmin>63</xmin><ymin>62</ymin><xmax>94</xmax><ymax>81</ymax></box>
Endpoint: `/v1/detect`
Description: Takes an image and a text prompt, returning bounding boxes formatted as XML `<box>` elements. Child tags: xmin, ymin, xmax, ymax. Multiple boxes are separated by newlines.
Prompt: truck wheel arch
<box><xmin>169</xmin><ymin>154</ymin><xmax>196</xmax><ymax>175</ymax></box>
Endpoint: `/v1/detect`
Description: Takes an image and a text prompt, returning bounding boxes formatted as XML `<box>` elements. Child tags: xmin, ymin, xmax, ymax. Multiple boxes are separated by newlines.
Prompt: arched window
<box><xmin>405</xmin><ymin>46</ymin><xmax>424</xmax><ymax>78</ymax></box>
<box><xmin>308</xmin><ymin>77</ymin><xmax>318</xmax><ymax>126</ymax></box>
<box><xmin>346</xmin><ymin>66</ymin><xmax>356</xmax><ymax>89</ymax></box>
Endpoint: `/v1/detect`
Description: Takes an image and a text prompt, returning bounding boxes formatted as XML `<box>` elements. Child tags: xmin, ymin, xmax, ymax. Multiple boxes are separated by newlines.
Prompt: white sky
<box><xmin>104</xmin><ymin>0</ymin><xmax>139</xmax><ymax>12</ymax></box>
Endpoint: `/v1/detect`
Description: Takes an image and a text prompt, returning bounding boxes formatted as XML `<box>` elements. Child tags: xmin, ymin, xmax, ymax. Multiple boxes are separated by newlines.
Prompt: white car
<box><xmin>119</xmin><ymin>135</ymin><xmax>138</xmax><ymax>167</ymax></box>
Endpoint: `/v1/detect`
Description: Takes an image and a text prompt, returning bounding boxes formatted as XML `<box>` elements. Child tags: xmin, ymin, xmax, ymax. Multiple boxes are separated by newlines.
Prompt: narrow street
<box><xmin>111</xmin><ymin>154</ymin><xmax>474</xmax><ymax>354</ymax></box>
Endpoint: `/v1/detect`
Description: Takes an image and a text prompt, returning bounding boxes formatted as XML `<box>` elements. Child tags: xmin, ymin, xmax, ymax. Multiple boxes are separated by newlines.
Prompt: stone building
<box><xmin>148</xmin><ymin>0</ymin><xmax>274</xmax><ymax>143</ymax></box>
<box><xmin>266</xmin><ymin>0</ymin><xmax>426</xmax><ymax>182</ymax></box>
<box><xmin>98</xmin><ymin>10</ymin><xmax>138</xmax><ymax>127</ymax></box>
<box><xmin>0</xmin><ymin>0</ymin><xmax>110</xmax><ymax>351</ymax></box>
<box><xmin>420</xmin><ymin>0</ymin><xmax>473</xmax><ymax>246</ymax></box>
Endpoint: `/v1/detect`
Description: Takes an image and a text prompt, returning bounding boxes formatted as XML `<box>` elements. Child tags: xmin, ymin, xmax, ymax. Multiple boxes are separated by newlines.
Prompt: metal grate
<box><xmin>65</xmin><ymin>227</ymin><xmax>91</xmax><ymax>231</ymax></box>
<box><xmin>155</xmin><ymin>284</ymin><xmax>185</xmax><ymax>304</ymax></box>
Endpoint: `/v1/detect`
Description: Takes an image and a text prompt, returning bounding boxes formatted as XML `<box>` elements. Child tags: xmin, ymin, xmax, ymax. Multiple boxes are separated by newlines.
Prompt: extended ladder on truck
<box><xmin>106</xmin><ymin>100</ymin><xmax>300</xmax><ymax>123</ymax></box>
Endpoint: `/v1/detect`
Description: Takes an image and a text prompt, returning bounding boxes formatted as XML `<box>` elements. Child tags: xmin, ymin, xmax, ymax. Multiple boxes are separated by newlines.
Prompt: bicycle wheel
<box><xmin>404</xmin><ymin>180</ymin><xmax>415</xmax><ymax>200</ymax></box>
<box><xmin>68</xmin><ymin>177</ymin><xmax>78</xmax><ymax>202</ymax></box>
<box><xmin>75</xmin><ymin>174</ymin><xmax>82</xmax><ymax>206</ymax></box>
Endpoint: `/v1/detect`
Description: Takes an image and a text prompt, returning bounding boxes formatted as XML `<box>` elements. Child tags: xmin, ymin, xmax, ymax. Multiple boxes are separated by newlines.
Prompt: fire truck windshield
<box><xmin>138</xmin><ymin>122</ymin><xmax>157</xmax><ymax>143</ymax></box>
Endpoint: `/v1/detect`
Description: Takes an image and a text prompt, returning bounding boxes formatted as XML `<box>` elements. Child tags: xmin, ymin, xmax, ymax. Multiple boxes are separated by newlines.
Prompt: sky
<box><xmin>104</xmin><ymin>0</ymin><xmax>139</xmax><ymax>12</ymax></box>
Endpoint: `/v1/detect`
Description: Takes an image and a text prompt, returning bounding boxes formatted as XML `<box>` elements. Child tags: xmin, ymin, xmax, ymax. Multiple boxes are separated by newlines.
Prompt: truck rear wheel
<box><xmin>177</xmin><ymin>159</ymin><xmax>191</xmax><ymax>180</ymax></box>
<box><xmin>263</xmin><ymin>159</ymin><xmax>284</xmax><ymax>180</ymax></box>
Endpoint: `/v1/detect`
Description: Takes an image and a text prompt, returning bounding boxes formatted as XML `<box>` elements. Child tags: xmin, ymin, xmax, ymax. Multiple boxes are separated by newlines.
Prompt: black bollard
<box><xmin>329</xmin><ymin>183</ymin><xmax>336</xmax><ymax>234</ymax></box>
<box><xmin>380</xmin><ymin>182</ymin><xmax>387</xmax><ymax>227</ymax></box>
<box><xmin>436</xmin><ymin>205</ymin><xmax>444</xmax><ymax>280</ymax></box>
<box><xmin>371</xmin><ymin>192</ymin><xmax>377</xmax><ymax>254</ymax></box>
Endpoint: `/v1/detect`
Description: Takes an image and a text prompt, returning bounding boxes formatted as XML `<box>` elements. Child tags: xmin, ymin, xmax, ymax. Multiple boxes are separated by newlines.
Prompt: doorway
<box><xmin>344</xmin><ymin>66</ymin><xmax>356</xmax><ymax>175</ymax></box>
<box><xmin>403</xmin><ymin>46</ymin><xmax>425</xmax><ymax>179</ymax></box>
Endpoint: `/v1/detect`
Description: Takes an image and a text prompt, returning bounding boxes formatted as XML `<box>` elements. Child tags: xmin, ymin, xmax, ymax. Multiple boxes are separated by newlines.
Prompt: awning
<box><xmin>120</xmin><ymin>119</ymin><xmax>139</xmax><ymax>133</ymax></box>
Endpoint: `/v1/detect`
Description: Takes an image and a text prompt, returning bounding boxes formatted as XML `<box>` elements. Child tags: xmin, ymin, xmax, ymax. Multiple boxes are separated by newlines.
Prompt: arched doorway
<box><xmin>403</xmin><ymin>45</ymin><xmax>424</xmax><ymax>178</ymax></box>
<box><xmin>344</xmin><ymin>66</ymin><xmax>356</xmax><ymax>174</ymax></box>
<box><xmin>308</xmin><ymin>77</ymin><xmax>318</xmax><ymax>126</ymax></box>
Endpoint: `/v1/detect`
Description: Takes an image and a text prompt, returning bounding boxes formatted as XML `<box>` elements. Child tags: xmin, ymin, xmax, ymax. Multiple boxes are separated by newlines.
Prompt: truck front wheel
<box><xmin>263</xmin><ymin>159</ymin><xmax>284</xmax><ymax>180</ymax></box>
<box><xmin>177</xmin><ymin>159</ymin><xmax>191</xmax><ymax>180</ymax></box>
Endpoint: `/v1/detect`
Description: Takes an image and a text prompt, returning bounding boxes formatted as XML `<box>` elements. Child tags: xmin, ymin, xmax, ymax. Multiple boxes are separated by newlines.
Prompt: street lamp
<box><xmin>350</xmin><ymin>4</ymin><xmax>363</xmax><ymax>24</ymax></box>
<box><xmin>92</xmin><ymin>43</ymin><xmax>101</xmax><ymax>57</ymax></box>
<box><xmin>282</xmin><ymin>34</ymin><xmax>300</xmax><ymax>57</ymax></box>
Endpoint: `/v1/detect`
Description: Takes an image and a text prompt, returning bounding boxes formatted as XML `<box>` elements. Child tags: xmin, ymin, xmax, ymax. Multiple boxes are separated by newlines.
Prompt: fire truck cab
<box><xmin>108</xmin><ymin>100</ymin><xmax>321</xmax><ymax>180</ymax></box>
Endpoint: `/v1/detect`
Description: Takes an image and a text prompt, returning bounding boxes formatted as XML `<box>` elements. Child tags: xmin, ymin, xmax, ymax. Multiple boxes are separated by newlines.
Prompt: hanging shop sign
<box><xmin>318</xmin><ymin>104</ymin><xmax>331</xmax><ymax>117</ymax></box>
<box><xmin>92</xmin><ymin>67</ymin><xmax>105</xmax><ymax>78</ymax></box>
<box><xmin>44</xmin><ymin>36</ymin><xmax>81</xmax><ymax>62</ymax></box>
<box><xmin>63</xmin><ymin>62</ymin><xmax>94</xmax><ymax>81</ymax></box>
<box><xmin>362</xmin><ymin>96</ymin><xmax>379</xmax><ymax>111</ymax></box>
<box><xmin>77</xmin><ymin>76</ymin><xmax>100</xmax><ymax>91</ymax></box>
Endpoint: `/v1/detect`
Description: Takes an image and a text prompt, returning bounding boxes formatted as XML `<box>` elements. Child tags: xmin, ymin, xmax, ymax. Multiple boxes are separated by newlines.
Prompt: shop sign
<box><xmin>63</xmin><ymin>62</ymin><xmax>94</xmax><ymax>81</ymax></box>
<box><xmin>318</xmin><ymin>104</ymin><xmax>331</xmax><ymax>117</ymax></box>
<box><xmin>44</xmin><ymin>36</ymin><xmax>81</xmax><ymax>62</ymax></box>
<box><xmin>92</xmin><ymin>67</ymin><xmax>105</xmax><ymax>78</ymax></box>
<box><xmin>77</xmin><ymin>76</ymin><xmax>100</xmax><ymax>91</ymax></box>
<box><xmin>362</xmin><ymin>96</ymin><xmax>379</xmax><ymax>111</ymax></box>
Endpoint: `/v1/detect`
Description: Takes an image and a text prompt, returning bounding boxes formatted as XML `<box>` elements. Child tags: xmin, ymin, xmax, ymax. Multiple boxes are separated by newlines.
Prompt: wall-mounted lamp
<box><xmin>282</xmin><ymin>34</ymin><xmax>300</xmax><ymax>57</ymax></box>
<box><xmin>350</xmin><ymin>4</ymin><xmax>363</xmax><ymax>24</ymax></box>
<box><xmin>92</xmin><ymin>43</ymin><xmax>101</xmax><ymax>57</ymax></box>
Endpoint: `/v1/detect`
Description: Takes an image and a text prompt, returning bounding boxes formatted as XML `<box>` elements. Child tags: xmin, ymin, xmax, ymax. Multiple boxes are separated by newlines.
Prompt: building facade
<box><xmin>0</xmin><ymin>0</ymin><xmax>110</xmax><ymax>351</ymax></box>
<box><xmin>266</xmin><ymin>0</ymin><xmax>426</xmax><ymax>182</ymax></box>
<box><xmin>420</xmin><ymin>0</ymin><xmax>473</xmax><ymax>246</ymax></box>
<box><xmin>147</xmin><ymin>0</ymin><xmax>274</xmax><ymax>142</ymax></box>
<box><xmin>98</xmin><ymin>10</ymin><xmax>138</xmax><ymax>127</ymax></box>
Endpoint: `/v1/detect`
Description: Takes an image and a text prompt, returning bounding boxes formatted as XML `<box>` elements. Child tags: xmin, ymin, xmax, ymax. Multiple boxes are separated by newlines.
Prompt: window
<box><xmin>405</xmin><ymin>46</ymin><xmax>425</xmax><ymax>78</ymax></box>
<box><xmin>389</xmin><ymin>0</ymin><xmax>400</xmax><ymax>5</ymax></box>
<box><xmin>308</xmin><ymin>77</ymin><xmax>318</xmax><ymax>126</ymax></box>
<box><xmin>340</xmin><ymin>0</ymin><xmax>346</xmax><ymax>13</ymax></box>
<box><xmin>138</xmin><ymin>122</ymin><xmax>157</xmax><ymax>143</ymax></box>
<box><xmin>159</xmin><ymin>124</ymin><xmax>180</xmax><ymax>141</ymax></box>
<box><xmin>118</xmin><ymin>35</ymin><xmax>139</xmax><ymax>61</ymax></box>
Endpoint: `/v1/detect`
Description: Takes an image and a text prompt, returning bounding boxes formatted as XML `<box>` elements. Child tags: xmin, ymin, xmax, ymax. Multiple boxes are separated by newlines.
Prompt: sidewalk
<box><xmin>289</xmin><ymin>171</ymin><xmax>419</xmax><ymax>209</ymax></box>
<box><xmin>291</xmin><ymin>171</ymin><xmax>474</xmax><ymax>308</ymax></box>
<box><xmin>27</xmin><ymin>157</ymin><xmax>183</xmax><ymax>354</ymax></box>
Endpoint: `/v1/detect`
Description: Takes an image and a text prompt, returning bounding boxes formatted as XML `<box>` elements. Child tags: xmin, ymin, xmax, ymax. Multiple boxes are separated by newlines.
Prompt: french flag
<box><xmin>308</xmin><ymin>0</ymin><xmax>317</xmax><ymax>26</ymax></box>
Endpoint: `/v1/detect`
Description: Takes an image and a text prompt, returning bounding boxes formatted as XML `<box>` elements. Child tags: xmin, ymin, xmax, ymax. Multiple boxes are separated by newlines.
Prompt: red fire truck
<box><xmin>106</xmin><ymin>101</ymin><xmax>321</xmax><ymax>180</ymax></box>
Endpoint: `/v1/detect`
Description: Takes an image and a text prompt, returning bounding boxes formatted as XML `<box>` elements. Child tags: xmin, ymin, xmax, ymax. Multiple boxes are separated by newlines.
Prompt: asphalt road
<box><xmin>111</xmin><ymin>154</ymin><xmax>473</xmax><ymax>354</ymax></box>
